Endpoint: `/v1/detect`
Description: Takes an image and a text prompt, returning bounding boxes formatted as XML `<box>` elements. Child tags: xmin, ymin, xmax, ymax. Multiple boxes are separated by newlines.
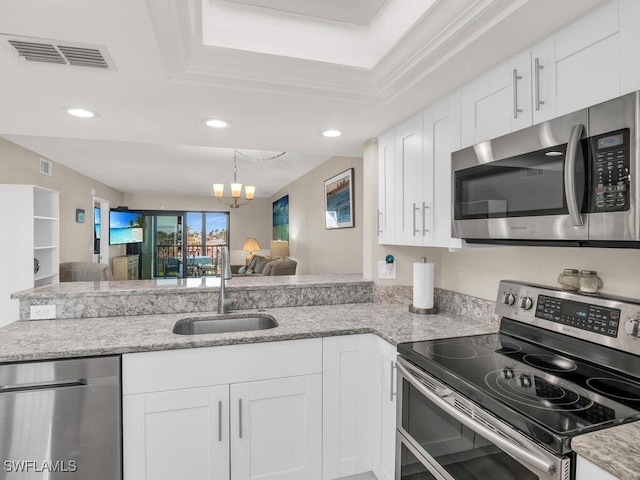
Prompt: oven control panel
<box><xmin>590</xmin><ymin>129</ymin><xmax>630</xmax><ymax>213</ymax></box>
<box><xmin>535</xmin><ymin>295</ymin><xmax>620</xmax><ymax>337</ymax></box>
<box><xmin>496</xmin><ymin>280</ymin><xmax>640</xmax><ymax>356</ymax></box>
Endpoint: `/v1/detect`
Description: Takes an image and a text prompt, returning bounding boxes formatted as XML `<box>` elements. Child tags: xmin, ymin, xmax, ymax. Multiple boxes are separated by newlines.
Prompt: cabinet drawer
<box><xmin>123</xmin><ymin>338</ymin><xmax>323</xmax><ymax>395</ymax></box>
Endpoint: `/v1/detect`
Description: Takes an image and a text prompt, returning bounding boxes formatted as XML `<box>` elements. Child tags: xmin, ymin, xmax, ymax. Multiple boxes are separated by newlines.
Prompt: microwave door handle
<box><xmin>565</xmin><ymin>124</ymin><xmax>585</xmax><ymax>226</ymax></box>
<box><xmin>396</xmin><ymin>358</ymin><xmax>556</xmax><ymax>476</ymax></box>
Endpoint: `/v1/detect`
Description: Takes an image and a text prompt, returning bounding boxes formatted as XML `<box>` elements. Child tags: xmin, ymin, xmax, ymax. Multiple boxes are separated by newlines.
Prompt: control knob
<box><xmin>519</xmin><ymin>296</ymin><xmax>534</xmax><ymax>311</ymax></box>
<box><xmin>625</xmin><ymin>318</ymin><xmax>640</xmax><ymax>337</ymax></box>
<box><xmin>503</xmin><ymin>293</ymin><xmax>516</xmax><ymax>306</ymax></box>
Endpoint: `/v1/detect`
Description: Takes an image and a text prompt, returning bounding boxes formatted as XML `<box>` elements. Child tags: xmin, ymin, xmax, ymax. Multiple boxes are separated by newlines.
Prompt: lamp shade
<box><xmin>270</xmin><ymin>240</ymin><xmax>290</xmax><ymax>258</ymax></box>
<box><xmin>242</xmin><ymin>238</ymin><xmax>261</xmax><ymax>252</ymax></box>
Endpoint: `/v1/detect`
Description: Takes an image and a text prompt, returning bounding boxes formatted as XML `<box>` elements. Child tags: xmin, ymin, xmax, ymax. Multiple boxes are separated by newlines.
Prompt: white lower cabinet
<box><xmin>322</xmin><ymin>335</ymin><xmax>376</xmax><ymax>479</ymax></box>
<box><xmin>231</xmin><ymin>375</ymin><xmax>322</xmax><ymax>480</ymax></box>
<box><xmin>371</xmin><ymin>339</ymin><xmax>397</xmax><ymax>480</ymax></box>
<box><xmin>123</xmin><ymin>335</ymin><xmax>398</xmax><ymax>480</ymax></box>
<box><xmin>576</xmin><ymin>455</ymin><xmax>618</xmax><ymax>480</ymax></box>
<box><xmin>123</xmin><ymin>339</ymin><xmax>323</xmax><ymax>480</ymax></box>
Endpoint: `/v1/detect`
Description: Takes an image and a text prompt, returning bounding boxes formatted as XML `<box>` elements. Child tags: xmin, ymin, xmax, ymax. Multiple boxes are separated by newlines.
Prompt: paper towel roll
<box><xmin>413</xmin><ymin>261</ymin><xmax>434</xmax><ymax>309</ymax></box>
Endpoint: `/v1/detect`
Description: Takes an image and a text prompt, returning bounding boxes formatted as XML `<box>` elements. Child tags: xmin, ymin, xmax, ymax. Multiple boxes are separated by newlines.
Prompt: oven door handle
<box><xmin>396</xmin><ymin>358</ymin><xmax>556</xmax><ymax>476</ymax></box>
<box><xmin>564</xmin><ymin>123</ymin><xmax>585</xmax><ymax>227</ymax></box>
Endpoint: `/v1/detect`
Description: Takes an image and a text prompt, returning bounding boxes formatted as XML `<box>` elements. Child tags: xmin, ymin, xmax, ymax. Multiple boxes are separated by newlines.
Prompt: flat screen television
<box><xmin>109</xmin><ymin>210</ymin><xmax>144</xmax><ymax>245</ymax></box>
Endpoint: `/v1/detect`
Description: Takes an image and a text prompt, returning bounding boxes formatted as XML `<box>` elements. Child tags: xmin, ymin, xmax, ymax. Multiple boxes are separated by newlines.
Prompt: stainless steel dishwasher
<box><xmin>0</xmin><ymin>356</ymin><xmax>121</xmax><ymax>479</ymax></box>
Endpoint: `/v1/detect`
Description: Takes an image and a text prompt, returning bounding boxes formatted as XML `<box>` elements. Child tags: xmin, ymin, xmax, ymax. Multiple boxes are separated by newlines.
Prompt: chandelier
<box><xmin>213</xmin><ymin>151</ymin><xmax>256</xmax><ymax>209</ymax></box>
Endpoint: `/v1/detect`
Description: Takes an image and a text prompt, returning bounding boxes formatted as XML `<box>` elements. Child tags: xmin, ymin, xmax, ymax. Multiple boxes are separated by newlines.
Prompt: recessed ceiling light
<box><xmin>322</xmin><ymin>130</ymin><xmax>342</xmax><ymax>138</ymax></box>
<box><xmin>205</xmin><ymin>119</ymin><xmax>230</xmax><ymax>129</ymax></box>
<box><xmin>65</xmin><ymin>107</ymin><xmax>97</xmax><ymax>118</ymax></box>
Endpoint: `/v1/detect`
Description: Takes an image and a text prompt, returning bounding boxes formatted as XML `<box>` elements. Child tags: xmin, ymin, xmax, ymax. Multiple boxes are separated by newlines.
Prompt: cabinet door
<box><xmin>394</xmin><ymin>114</ymin><xmax>424</xmax><ymax>245</ymax></box>
<box><xmin>424</xmin><ymin>93</ymin><xmax>462</xmax><ymax>249</ymax></box>
<box><xmin>322</xmin><ymin>335</ymin><xmax>375</xmax><ymax>479</ymax></box>
<box><xmin>461</xmin><ymin>52</ymin><xmax>532</xmax><ymax>147</ymax></box>
<box><xmin>231</xmin><ymin>375</ymin><xmax>322</xmax><ymax>480</ymax></box>
<box><xmin>372</xmin><ymin>339</ymin><xmax>397</xmax><ymax>480</ymax></box>
<box><xmin>378</xmin><ymin>129</ymin><xmax>396</xmax><ymax>245</ymax></box>
<box><xmin>620</xmin><ymin>0</ymin><xmax>640</xmax><ymax>94</ymax></box>
<box><xmin>553</xmin><ymin>0</ymin><xmax>621</xmax><ymax>116</ymax></box>
<box><xmin>123</xmin><ymin>385</ymin><xmax>229</xmax><ymax>480</ymax></box>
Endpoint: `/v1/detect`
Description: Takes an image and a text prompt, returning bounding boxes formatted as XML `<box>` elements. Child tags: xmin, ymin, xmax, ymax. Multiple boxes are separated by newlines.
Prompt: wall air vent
<box><xmin>40</xmin><ymin>158</ymin><xmax>53</xmax><ymax>176</ymax></box>
<box><xmin>6</xmin><ymin>36</ymin><xmax>112</xmax><ymax>69</ymax></box>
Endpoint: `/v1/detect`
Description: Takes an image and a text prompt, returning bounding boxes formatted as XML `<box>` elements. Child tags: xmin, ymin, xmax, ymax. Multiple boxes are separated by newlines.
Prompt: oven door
<box><xmin>396</xmin><ymin>358</ymin><xmax>570</xmax><ymax>480</ymax></box>
<box><xmin>451</xmin><ymin>109</ymin><xmax>589</xmax><ymax>242</ymax></box>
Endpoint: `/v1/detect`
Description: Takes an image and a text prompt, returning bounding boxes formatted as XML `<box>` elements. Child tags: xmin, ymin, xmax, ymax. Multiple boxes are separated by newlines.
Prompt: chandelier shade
<box><xmin>213</xmin><ymin>151</ymin><xmax>255</xmax><ymax>208</ymax></box>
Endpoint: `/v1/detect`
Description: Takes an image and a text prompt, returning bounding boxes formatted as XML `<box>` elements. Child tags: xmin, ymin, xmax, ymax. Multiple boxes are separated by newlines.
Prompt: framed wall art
<box><xmin>324</xmin><ymin>168</ymin><xmax>354</xmax><ymax>229</ymax></box>
<box><xmin>272</xmin><ymin>194</ymin><xmax>289</xmax><ymax>241</ymax></box>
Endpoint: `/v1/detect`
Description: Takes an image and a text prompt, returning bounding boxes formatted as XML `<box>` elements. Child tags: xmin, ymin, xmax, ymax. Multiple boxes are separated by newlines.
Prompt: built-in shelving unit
<box><xmin>0</xmin><ymin>185</ymin><xmax>59</xmax><ymax>325</ymax></box>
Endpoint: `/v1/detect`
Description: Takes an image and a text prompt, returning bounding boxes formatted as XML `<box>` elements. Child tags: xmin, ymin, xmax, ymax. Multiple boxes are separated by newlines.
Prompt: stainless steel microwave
<box><xmin>451</xmin><ymin>91</ymin><xmax>640</xmax><ymax>247</ymax></box>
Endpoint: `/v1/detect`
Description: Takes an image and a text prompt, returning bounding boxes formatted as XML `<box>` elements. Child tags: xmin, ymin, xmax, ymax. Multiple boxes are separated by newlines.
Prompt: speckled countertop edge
<box><xmin>572</xmin><ymin>421</ymin><xmax>640</xmax><ymax>480</ymax></box>
<box><xmin>0</xmin><ymin>302</ymin><xmax>497</xmax><ymax>362</ymax></box>
<box><xmin>11</xmin><ymin>274</ymin><xmax>371</xmax><ymax>299</ymax></box>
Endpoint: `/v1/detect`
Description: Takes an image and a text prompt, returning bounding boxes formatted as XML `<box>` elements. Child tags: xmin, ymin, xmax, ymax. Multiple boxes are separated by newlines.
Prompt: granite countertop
<box><xmin>572</xmin><ymin>421</ymin><xmax>640</xmax><ymax>480</ymax></box>
<box><xmin>12</xmin><ymin>274</ymin><xmax>369</xmax><ymax>298</ymax></box>
<box><xmin>0</xmin><ymin>302</ymin><xmax>497</xmax><ymax>362</ymax></box>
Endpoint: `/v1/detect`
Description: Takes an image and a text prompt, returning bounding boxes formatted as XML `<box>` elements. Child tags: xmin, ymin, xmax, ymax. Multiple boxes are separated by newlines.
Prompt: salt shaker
<box><xmin>557</xmin><ymin>269</ymin><xmax>579</xmax><ymax>291</ymax></box>
<box><xmin>579</xmin><ymin>270</ymin><xmax>603</xmax><ymax>294</ymax></box>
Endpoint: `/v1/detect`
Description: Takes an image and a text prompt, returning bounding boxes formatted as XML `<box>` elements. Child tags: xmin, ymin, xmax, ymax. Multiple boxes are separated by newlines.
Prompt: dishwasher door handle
<box><xmin>0</xmin><ymin>380</ymin><xmax>87</xmax><ymax>393</ymax></box>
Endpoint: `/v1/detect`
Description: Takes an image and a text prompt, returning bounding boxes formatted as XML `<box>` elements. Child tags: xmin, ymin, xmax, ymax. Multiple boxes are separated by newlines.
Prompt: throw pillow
<box><xmin>238</xmin><ymin>266</ymin><xmax>246</xmax><ymax>274</ymax></box>
<box><xmin>254</xmin><ymin>256</ymin><xmax>271</xmax><ymax>274</ymax></box>
<box><xmin>249</xmin><ymin>255</ymin><xmax>264</xmax><ymax>270</ymax></box>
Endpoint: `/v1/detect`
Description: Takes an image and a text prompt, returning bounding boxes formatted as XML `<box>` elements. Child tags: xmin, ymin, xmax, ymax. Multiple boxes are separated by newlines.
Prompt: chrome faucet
<box><xmin>218</xmin><ymin>246</ymin><xmax>233</xmax><ymax>314</ymax></box>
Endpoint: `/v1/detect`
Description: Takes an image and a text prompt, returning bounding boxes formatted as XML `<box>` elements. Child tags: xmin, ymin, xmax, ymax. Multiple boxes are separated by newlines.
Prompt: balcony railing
<box><xmin>156</xmin><ymin>243</ymin><xmax>226</xmax><ymax>277</ymax></box>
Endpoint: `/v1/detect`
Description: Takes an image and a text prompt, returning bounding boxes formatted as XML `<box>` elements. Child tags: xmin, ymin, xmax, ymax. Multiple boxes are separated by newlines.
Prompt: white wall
<box><xmin>0</xmin><ymin>137</ymin><xmax>126</xmax><ymax>263</ymax></box>
<box><xmin>270</xmin><ymin>156</ymin><xmax>363</xmax><ymax>275</ymax></box>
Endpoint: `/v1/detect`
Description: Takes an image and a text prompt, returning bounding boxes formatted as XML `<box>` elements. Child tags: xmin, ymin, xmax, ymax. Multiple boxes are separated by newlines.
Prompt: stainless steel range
<box><xmin>396</xmin><ymin>280</ymin><xmax>640</xmax><ymax>480</ymax></box>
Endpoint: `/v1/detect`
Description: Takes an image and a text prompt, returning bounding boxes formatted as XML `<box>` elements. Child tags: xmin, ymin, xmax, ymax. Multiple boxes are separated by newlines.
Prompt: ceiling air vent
<box><xmin>40</xmin><ymin>158</ymin><xmax>53</xmax><ymax>176</ymax></box>
<box><xmin>7</xmin><ymin>37</ymin><xmax>111</xmax><ymax>69</ymax></box>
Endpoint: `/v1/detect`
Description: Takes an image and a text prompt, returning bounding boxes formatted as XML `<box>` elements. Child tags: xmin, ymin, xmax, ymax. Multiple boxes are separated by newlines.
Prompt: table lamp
<box><xmin>242</xmin><ymin>238</ymin><xmax>261</xmax><ymax>265</ymax></box>
<box><xmin>270</xmin><ymin>240</ymin><xmax>290</xmax><ymax>259</ymax></box>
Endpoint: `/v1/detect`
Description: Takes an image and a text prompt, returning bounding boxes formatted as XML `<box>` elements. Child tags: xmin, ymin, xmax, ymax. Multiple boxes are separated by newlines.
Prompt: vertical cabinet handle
<box><xmin>534</xmin><ymin>57</ymin><xmax>545</xmax><ymax>111</ymax></box>
<box><xmin>218</xmin><ymin>400</ymin><xmax>222</xmax><ymax>442</ymax></box>
<box><xmin>390</xmin><ymin>361</ymin><xmax>397</xmax><ymax>402</ymax></box>
<box><xmin>412</xmin><ymin>203</ymin><xmax>420</xmax><ymax>236</ymax></box>
<box><xmin>377</xmin><ymin>209</ymin><xmax>383</xmax><ymax>235</ymax></box>
<box><xmin>238</xmin><ymin>398</ymin><xmax>243</xmax><ymax>439</ymax></box>
<box><xmin>422</xmin><ymin>202</ymin><xmax>429</xmax><ymax>235</ymax></box>
<box><xmin>512</xmin><ymin>68</ymin><xmax>523</xmax><ymax>119</ymax></box>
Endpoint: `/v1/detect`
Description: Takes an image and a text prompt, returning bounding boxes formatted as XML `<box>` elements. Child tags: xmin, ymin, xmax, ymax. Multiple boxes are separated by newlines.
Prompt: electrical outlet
<box><xmin>378</xmin><ymin>260</ymin><xmax>396</xmax><ymax>279</ymax></box>
<box><xmin>30</xmin><ymin>305</ymin><xmax>56</xmax><ymax>320</ymax></box>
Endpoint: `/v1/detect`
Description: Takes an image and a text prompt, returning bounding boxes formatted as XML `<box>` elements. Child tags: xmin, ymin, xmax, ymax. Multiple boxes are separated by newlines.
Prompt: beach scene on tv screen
<box><xmin>110</xmin><ymin>212</ymin><xmax>143</xmax><ymax>244</ymax></box>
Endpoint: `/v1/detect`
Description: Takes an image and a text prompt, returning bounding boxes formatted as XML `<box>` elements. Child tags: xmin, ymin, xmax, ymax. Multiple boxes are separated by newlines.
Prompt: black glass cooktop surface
<box><xmin>399</xmin><ymin>331</ymin><xmax>640</xmax><ymax>452</ymax></box>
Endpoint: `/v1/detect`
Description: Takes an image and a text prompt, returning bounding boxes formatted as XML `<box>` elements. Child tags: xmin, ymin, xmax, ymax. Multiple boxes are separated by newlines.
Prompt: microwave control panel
<box><xmin>591</xmin><ymin>128</ymin><xmax>630</xmax><ymax>212</ymax></box>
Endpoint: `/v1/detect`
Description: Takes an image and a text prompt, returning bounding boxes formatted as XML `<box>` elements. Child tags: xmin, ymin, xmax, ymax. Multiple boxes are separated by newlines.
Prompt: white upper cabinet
<box><xmin>553</xmin><ymin>0</ymin><xmax>621</xmax><ymax>116</ymax></box>
<box><xmin>461</xmin><ymin>51</ymin><xmax>532</xmax><ymax>146</ymax></box>
<box><xmin>620</xmin><ymin>0</ymin><xmax>640</xmax><ymax>94</ymax></box>
<box><xmin>395</xmin><ymin>113</ymin><xmax>425</xmax><ymax>246</ymax></box>
<box><xmin>424</xmin><ymin>94</ymin><xmax>462</xmax><ymax>249</ymax></box>
<box><xmin>377</xmin><ymin>130</ymin><xmax>396</xmax><ymax>245</ymax></box>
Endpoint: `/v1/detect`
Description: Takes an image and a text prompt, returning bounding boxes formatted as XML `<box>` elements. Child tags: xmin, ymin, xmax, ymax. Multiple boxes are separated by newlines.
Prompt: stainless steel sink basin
<box><xmin>173</xmin><ymin>314</ymin><xmax>278</xmax><ymax>335</ymax></box>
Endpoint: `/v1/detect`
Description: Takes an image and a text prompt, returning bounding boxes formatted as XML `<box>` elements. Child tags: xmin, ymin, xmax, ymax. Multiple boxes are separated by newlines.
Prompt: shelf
<box><xmin>34</xmin><ymin>271</ymin><xmax>57</xmax><ymax>282</ymax></box>
<box><xmin>34</xmin><ymin>245</ymin><xmax>58</xmax><ymax>250</ymax></box>
<box><xmin>34</xmin><ymin>216</ymin><xmax>59</xmax><ymax>221</ymax></box>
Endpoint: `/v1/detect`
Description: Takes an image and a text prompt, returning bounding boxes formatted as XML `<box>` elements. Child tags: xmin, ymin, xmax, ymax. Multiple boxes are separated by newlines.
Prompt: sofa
<box><xmin>241</xmin><ymin>255</ymin><xmax>297</xmax><ymax>276</ymax></box>
<box><xmin>60</xmin><ymin>262</ymin><xmax>114</xmax><ymax>282</ymax></box>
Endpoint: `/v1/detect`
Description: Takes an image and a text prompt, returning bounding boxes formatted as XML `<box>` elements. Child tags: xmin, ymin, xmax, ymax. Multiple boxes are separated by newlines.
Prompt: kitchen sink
<box><xmin>173</xmin><ymin>314</ymin><xmax>278</xmax><ymax>335</ymax></box>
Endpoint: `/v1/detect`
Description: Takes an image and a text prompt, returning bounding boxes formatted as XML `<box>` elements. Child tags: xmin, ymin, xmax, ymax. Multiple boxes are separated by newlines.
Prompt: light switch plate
<box><xmin>378</xmin><ymin>260</ymin><xmax>396</xmax><ymax>279</ymax></box>
<box><xmin>30</xmin><ymin>305</ymin><xmax>56</xmax><ymax>320</ymax></box>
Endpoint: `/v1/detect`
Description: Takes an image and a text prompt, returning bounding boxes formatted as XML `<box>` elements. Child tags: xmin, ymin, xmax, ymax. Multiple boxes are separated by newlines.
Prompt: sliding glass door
<box><xmin>139</xmin><ymin>211</ymin><xmax>229</xmax><ymax>279</ymax></box>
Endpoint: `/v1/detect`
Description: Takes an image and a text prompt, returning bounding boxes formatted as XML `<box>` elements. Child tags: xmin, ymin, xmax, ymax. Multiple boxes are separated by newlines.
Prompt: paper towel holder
<box><xmin>410</xmin><ymin>256</ymin><xmax>438</xmax><ymax>314</ymax></box>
